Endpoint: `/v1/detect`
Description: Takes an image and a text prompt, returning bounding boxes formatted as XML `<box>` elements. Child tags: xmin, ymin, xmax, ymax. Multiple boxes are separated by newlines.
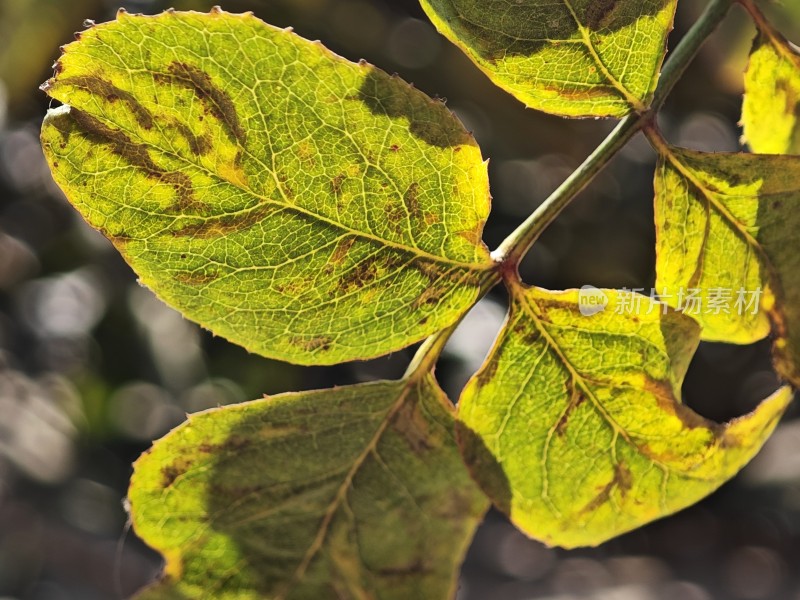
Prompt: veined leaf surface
<box><xmin>652</xmin><ymin>142</ymin><xmax>800</xmax><ymax>385</ymax></box>
<box><xmin>457</xmin><ymin>284</ymin><xmax>790</xmax><ymax>548</ymax></box>
<box><xmin>419</xmin><ymin>0</ymin><xmax>677</xmax><ymax>118</ymax></box>
<box><xmin>742</xmin><ymin>12</ymin><xmax>800</xmax><ymax>154</ymax></box>
<box><xmin>129</xmin><ymin>375</ymin><xmax>488</xmax><ymax>599</ymax></box>
<box><xmin>40</xmin><ymin>9</ymin><xmax>493</xmax><ymax>366</ymax></box>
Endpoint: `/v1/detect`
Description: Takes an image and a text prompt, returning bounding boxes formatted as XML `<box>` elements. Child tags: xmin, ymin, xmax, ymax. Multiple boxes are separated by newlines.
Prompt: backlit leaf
<box><xmin>418</xmin><ymin>0</ymin><xmax>677</xmax><ymax>117</ymax></box>
<box><xmin>40</xmin><ymin>9</ymin><xmax>493</xmax><ymax>366</ymax></box>
<box><xmin>457</xmin><ymin>283</ymin><xmax>790</xmax><ymax>548</ymax></box>
<box><xmin>652</xmin><ymin>142</ymin><xmax>800</xmax><ymax>385</ymax></box>
<box><xmin>129</xmin><ymin>374</ymin><xmax>488</xmax><ymax>599</ymax></box>
<box><xmin>742</xmin><ymin>13</ymin><xmax>800</xmax><ymax>154</ymax></box>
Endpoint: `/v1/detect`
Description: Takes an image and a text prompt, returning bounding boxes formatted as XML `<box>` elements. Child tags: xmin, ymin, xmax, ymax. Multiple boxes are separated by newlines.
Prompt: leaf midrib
<box><xmin>272</xmin><ymin>377</ymin><xmax>424</xmax><ymax>600</ymax></box>
<box><xmin>561</xmin><ymin>0</ymin><xmax>646</xmax><ymax>111</ymax></box>
<box><xmin>512</xmin><ymin>285</ymin><xmax>726</xmax><ymax>490</ymax></box>
<box><xmin>659</xmin><ymin>147</ymin><xmax>779</xmax><ymax>298</ymax></box>
<box><xmin>55</xmin><ymin>96</ymin><xmax>490</xmax><ymax>273</ymax></box>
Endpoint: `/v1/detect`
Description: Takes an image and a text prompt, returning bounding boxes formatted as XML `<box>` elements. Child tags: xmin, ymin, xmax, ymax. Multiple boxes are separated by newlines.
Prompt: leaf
<box><xmin>129</xmin><ymin>374</ymin><xmax>489</xmax><ymax>599</ymax></box>
<box><xmin>418</xmin><ymin>0</ymin><xmax>677</xmax><ymax>118</ymax></box>
<box><xmin>652</xmin><ymin>141</ymin><xmax>800</xmax><ymax>385</ymax></box>
<box><xmin>742</xmin><ymin>13</ymin><xmax>800</xmax><ymax>154</ymax></box>
<box><xmin>40</xmin><ymin>9</ymin><xmax>494</xmax><ymax>366</ymax></box>
<box><xmin>456</xmin><ymin>283</ymin><xmax>791</xmax><ymax>548</ymax></box>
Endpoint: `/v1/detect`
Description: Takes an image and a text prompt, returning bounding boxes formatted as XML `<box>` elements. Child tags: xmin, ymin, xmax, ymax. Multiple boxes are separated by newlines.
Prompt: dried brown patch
<box><xmin>330</xmin><ymin>237</ymin><xmax>356</xmax><ymax>265</ymax></box>
<box><xmin>580</xmin><ymin>461</ymin><xmax>632</xmax><ymax>514</ymax></box>
<box><xmin>173</xmin><ymin>204</ymin><xmax>274</xmax><ymax>238</ymax></box>
<box><xmin>403</xmin><ymin>182</ymin><xmax>421</xmax><ymax>219</ymax></box>
<box><xmin>585</xmin><ymin>0</ymin><xmax>619</xmax><ymax>29</ymax></box>
<box><xmin>291</xmin><ymin>336</ymin><xmax>334</xmax><ymax>352</ymax></box>
<box><xmin>161</xmin><ymin>62</ymin><xmax>247</xmax><ymax>146</ymax></box>
<box><xmin>174</xmin><ymin>270</ymin><xmax>220</xmax><ymax>286</ymax></box>
<box><xmin>66</xmin><ymin>75</ymin><xmax>154</xmax><ymax>129</ymax></box>
<box><xmin>555</xmin><ymin>388</ymin><xmax>587</xmax><ymax>437</ymax></box>
<box><xmin>340</xmin><ymin>257</ymin><xmax>379</xmax><ymax>292</ymax></box>
<box><xmin>71</xmin><ymin>109</ymin><xmax>202</xmax><ymax>213</ymax></box>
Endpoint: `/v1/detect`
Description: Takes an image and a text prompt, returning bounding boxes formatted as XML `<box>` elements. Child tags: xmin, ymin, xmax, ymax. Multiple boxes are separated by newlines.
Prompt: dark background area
<box><xmin>1</xmin><ymin>0</ymin><xmax>800</xmax><ymax>598</ymax></box>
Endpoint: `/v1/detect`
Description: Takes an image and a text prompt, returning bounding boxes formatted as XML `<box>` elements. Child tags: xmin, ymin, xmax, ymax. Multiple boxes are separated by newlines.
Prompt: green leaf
<box><xmin>652</xmin><ymin>141</ymin><xmax>800</xmax><ymax>385</ymax></box>
<box><xmin>418</xmin><ymin>0</ymin><xmax>677</xmax><ymax>118</ymax></box>
<box><xmin>457</xmin><ymin>283</ymin><xmax>790</xmax><ymax>548</ymax></box>
<box><xmin>40</xmin><ymin>9</ymin><xmax>493</xmax><ymax>366</ymax></box>
<box><xmin>742</xmin><ymin>17</ymin><xmax>800</xmax><ymax>154</ymax></box>
<box><xmin>129</xmin><ymin>374</ymin><xmax>488</xmax><ymax>599</ymax></box>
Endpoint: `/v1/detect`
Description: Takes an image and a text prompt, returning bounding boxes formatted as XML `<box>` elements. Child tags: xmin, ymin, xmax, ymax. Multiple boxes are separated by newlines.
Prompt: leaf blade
<box><xmin>653</xmin><ymin>143</ymin><xmax>800</xmax><ymax>384</ymax></box>
<box><xmin>40</xmin><ymin>9</ymin><xmax>494</xmax><ymax>365</ymax></box>
<box><xmin>129</xmin><ymin>375</ymin><xmax>488</xmax><ymax>599</ymax></box>
<box><xmin>457</xmin><ymin>283</ymin><xmax>790</xmax><ymax>548</ymax></box>
<box><xmin>418</xmin><ymin>0</ymin><xmax>677</xmax><ymax>117</ymax></box>
<box><xmin>743</xmin><ymin>24</ymin><xmax>800</xmax><ymax>154</ymax></box>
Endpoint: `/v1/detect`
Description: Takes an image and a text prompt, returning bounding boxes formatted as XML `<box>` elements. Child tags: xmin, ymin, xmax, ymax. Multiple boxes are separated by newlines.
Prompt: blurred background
<box><xmin>1</xmin><ymin>0</ymin><xmax>800</xmax><ymax>598</ymax></box>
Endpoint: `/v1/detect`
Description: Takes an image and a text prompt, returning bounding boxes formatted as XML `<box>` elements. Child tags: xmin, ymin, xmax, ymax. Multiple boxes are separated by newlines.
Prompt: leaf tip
<box><xmin>210</xmin><ymin>5</ymin><xmax>223</xmax><ymax>14</ymax></box>
<box><xmin>82</xmin><ymin>18</ymin><xmax>95</xmax><ymax>28</ymax></box>
<box><xmin>116</xmin><ymin>7</ymin><xmax>127</xmax><ymax>18</ymax></box>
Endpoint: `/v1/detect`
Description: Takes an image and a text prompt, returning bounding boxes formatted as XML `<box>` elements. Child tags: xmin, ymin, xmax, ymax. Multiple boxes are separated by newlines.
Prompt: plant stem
<box><xmin>491</xmin><ymin>114</ymin><xmax>641</xmax><ymax>266</ymax></box>
<box><xmin>492</xmin><ymin>0</ymin><xmax>735</xmax><ymax>267</ymax></box>
<box><xmin>408</xmin><ymin>0</ymin><xmax>736</xmax><ymax>378</ymax></box>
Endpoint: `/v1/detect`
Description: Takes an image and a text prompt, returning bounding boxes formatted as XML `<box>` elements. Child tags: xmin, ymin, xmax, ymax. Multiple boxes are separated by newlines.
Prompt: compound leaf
<box><xmin>418</xmin><ymin>0</ymin><xmax>677</xmax><ymax>118</ymax></box>
<box><xmin>40</xmin><ymin>9</ymin><xmax>493</xmax><ymax>366</ymax></box>
<box><xmin>652</xmin><ymin>142</ymin><xmax>800</xmax><ymax>385</ymax></box>
<box><xmin>129</xmin><ymin>374</ymin><xmax>488</xmax><ymax>599</ymax></box>
<box><xmin>457</xmin><ymin>283</ymin><xmax>790</xmax><ymax>548</ymax></box>
<box><xmin>742</xmin><ymin>12</ymin><xmax>800</xmax><ymax>154</ymax></box>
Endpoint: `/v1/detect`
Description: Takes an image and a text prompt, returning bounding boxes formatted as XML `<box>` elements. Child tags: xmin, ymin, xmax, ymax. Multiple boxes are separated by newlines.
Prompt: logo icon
<box><xmin>579</xmin><ymin>285</ymin><xmax>608</xmax><ymax>316</ymax></box>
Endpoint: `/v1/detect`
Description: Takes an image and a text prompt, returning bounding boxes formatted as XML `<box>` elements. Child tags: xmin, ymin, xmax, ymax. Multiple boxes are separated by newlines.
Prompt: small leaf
<box><xmin>457</xmin><ymin>283</ymin><xmax>790</xmax><ymax>548</ymax></box>
<box><xmin>742</xmin><ymin>16</ymin><xmax>800</xmax><ymax>154</ymax></box>
<box><xmin>129</xmin><ymin>375</ymin><xmax>488</xmax><ymax>599</ymax></box>
<box><xmin>653</xmin><ymin>143</ymin><xmax>800</xmax><ymax>384</ymax></box>
<box><xmin>418</xmin><ymin>0</ymin><xmax>677</xmax><ymax>118</ymax></box>
<box><xmin>41</xmin><ymin>9</ymin><xmax>494</xmax><ymax>366</ymax></box>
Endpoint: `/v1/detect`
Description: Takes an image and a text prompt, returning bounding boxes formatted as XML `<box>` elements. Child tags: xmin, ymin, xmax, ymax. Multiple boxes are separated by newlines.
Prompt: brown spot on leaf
<box><xmin>581</xmin><ymin>461</ymin><xmax>632</xmax><ymax>514</ymax></box>
<box><xmin>161</xmin><ymin>458</ymin><xmax>193</xmax><ymax>488</ymax></box>
<box><xmin>555</xmin><ymin>388</ymin><xmax>586</xmax><ymax>436</ymax></box>
<box><xmin>174</xmin><ymin>270</ymin><xmax>220</xmax><ymax>286</ymax></box>
<box><xmin>475</xmin><ymin>355</ymin><xmax>500</xmax><ymax>387</ymax></box>
<box><xmin>340</xmin><ymin>257</ymin><xmax>379</xmax><ymax>292</ymax></box>
<box><xmin>70</xmin><ymin>109</ymin><xmax>202</xmax><ymax>213</ymax></box>
<box><xmin>173</xmin><ymin>204</ymin><xmax>274</xmax><ymax>238</ymax></box>
<box><xmin>172</xmin><ymin>119</ymin><xmax>212</xmax><ymax>156</ymax></box>
<box><xmin>584</xmin><ymin>0</ymin><xmax>619</xmax><ymax>29</ymax></box>
<box><xmin>330</xmin><ymin>237</ymin><xmax>356</xmax><ymax>265</ymax></box>
<box><xmin>392</xmin><ymin>399</ymin><xmax>434</xmax><ymax>454</ymax></box>
<box><xmin>331</xmin><ymin>174</ymin><xmax>345</xmax><ymax>196</ymax></box>
<box><xmin>412</xmin><ymin>286</ymin><xmax>445</xmax><ymax>309</ymax></box>
<box><xmin>423</xmin><ymin>212</ymin><xmax>440</xmax><ymax>227</ymax></box>
<box><xmin>65</xmin><ymin>75</ymin><xmax>154</xmax><ymax>129</ymax></box>
<box><xmin>160</xmin><ymin>62</ymin><xmax>246</xmax><ymax>146</ymax></box>
<box><xmin>291</xmin><ymin>336</ymin><xmax>333</xmax><ymax>352</ymax></box>
<box><xmin>403</xmin><ymin>182</ymin><xmax>421</xmax><ymax>219</ymax></box>
<box><xmin>642</xmin><ymin>377</ymin><xmax>715</xmax><ymax>431</ymax></box>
